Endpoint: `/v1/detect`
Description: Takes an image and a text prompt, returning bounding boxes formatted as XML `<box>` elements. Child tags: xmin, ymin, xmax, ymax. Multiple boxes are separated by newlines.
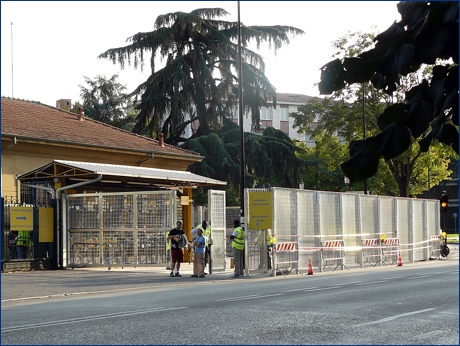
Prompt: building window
<box><xmin>280</xmin><ymin>107</ymin><xmax>289</xmax><ymax>121</ymax></box>
<box><xmin>288</xmin><ymin>95</ymin><xmax>300</xmax><ymax>102</ymax></box>
<box><xmin>261</xmin><ymin>107</ymin><xmax>273</xmax><ymax>120</ymax></box>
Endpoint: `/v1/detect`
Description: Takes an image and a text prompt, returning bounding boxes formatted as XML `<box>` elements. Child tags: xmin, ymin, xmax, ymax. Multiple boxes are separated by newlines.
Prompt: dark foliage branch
<box><xmin>318</xmin><ymin>1</ymin><xmax>458</xmax><ymax>183</ymax></box>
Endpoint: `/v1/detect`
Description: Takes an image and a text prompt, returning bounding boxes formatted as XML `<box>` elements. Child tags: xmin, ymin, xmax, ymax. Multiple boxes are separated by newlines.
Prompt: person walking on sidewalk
<box><xmin>230</xmin><ymin>219</ymin><xmax>244</xmax><ymax>277</ymax></box>
<box><xmin>167</xmin><ymin>220</ymin><xmax>185</xmax><ymax>277</ymax></box>
<box><xmin>190</xmin><ymin>228</ymin><xmax>206</xmax><ymax>278</ymax></box>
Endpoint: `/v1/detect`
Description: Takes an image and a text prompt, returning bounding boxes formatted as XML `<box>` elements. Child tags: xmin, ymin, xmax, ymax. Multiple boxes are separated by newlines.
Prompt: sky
<box><xmin>1</xmin><ymin>1</ymin><xmax>401</xmax><ymax>108</ymax></box>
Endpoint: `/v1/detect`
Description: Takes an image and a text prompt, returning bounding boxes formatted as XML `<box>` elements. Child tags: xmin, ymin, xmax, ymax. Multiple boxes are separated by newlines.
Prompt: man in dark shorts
<box><xmin>167</xmin><ymin>220</ymin><xmax>185</xmax><ymax>277</ymax></box>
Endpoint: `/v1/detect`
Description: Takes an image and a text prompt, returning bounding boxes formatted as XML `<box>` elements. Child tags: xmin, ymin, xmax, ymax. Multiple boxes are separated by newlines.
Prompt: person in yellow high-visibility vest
<box><xmin>16</xmin><ymin>230</ymin><xmax>32</xmax><ymax>259</ymax></box>
<box><xmin>230</xmin><ymin>220</ymin><xmax>244</xmax><ymax>277</ymax></box>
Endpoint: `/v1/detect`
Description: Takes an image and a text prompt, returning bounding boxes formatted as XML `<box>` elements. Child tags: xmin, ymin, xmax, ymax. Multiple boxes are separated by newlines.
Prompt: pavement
<box><xmin>0</xmin><ymin>261</ymin><xmax>261</xmax><ymax>302</ymax></box>
<box><xmin>2</xmin><ymin>245</ymin><xmax>458</xmax><ymax>303</ymax></box>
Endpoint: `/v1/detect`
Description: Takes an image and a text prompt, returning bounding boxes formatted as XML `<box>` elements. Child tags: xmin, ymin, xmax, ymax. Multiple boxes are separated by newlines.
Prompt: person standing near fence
<box><xmin>191</xmin><ymin>220</ymin><xmax>212</xmax><ymax>274</ymax></box>
<box><xmin>230</xmin><ymin>220</ymin><xmax>244</xmax><ymax>277</ymax></box>
<box><xmin>16</xmin><ymin>230</ymin><xmax>32</xmax><ymax>259</ymax></box>
<box><xmin>167</xmin><ymin>220</ymin><xmax>185</xmax><ymax>277</ymax></box>
<box><xmin>190</xmin><ymin>228</ymin><xmax>206</xmax><ymax>278</ymax></box>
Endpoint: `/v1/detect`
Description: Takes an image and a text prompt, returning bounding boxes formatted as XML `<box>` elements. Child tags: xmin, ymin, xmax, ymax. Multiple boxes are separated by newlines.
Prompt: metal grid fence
<box><xmin>246</xmin><ymin>188</ymin><xmax>440</xmax><ymax>275</ymax></box>
<box><xmin>66</xmin><ymin>191</ymin><xmax>176</xmax><ymax>268</ymax></box>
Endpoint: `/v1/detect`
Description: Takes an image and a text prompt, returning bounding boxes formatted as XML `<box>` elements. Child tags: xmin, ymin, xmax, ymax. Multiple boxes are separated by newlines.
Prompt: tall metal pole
<box><xmin>237</xmin><ymin>1</ymin><xmax>245</xmax><ymax>227</ymax></box>
<box><xmin>362</xmin><ymin>84</ymin><xmax>367</xmax><ymax>194</ymax></box>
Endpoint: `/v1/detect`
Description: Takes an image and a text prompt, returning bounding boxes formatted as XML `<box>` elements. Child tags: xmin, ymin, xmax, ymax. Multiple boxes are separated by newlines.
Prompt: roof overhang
<box><xmin>17</xmin><ymin>160</ymin><xmax>227</xmax><ymax>191</ymax></box>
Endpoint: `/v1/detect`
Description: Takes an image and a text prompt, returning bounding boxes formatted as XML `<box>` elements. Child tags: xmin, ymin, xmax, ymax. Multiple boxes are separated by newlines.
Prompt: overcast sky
<box><xmin>1</xmin><ymin>1</ymin><xmax>401</xmax><ymax>108</ymax></box>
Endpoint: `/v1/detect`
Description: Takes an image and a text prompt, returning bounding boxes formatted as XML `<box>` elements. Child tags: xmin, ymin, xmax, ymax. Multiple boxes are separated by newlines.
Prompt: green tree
<box><xmin>318</xmin><ymin>2</ymin><xmax>458</xmax><ymax>185</ymax></box>
<box><xmin>79</xmin><ymin>74</ymin><xmax>129</xmax><ymax>125</ymax></box>
<box><xmin>293</xmin><ymin>29</ymin><xmax>455</xmax><ymax>196</ymax></box>
<box><xmin>98</xmin><ymin>8</ymin><xmax>304</xmax><ymax>145</ymax></box>
<box><xmin>181</xmin><ymin>121</ymin><xmax>307</xmax><ymax>206</ymax></box>
<box><xmin>296</xmin><ymin>133</ymin><xmax>350</xmax><ymax>192</ymax></box>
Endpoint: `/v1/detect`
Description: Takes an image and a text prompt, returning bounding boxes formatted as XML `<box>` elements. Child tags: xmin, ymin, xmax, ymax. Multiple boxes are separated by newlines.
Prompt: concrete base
<box><xmin>2</xmin><ymin>259</ymin><xmax>54</xmax><ymax>272</ymax></box>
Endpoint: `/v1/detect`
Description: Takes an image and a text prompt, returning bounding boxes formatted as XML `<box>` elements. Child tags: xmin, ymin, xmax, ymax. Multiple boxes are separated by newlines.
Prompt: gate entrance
<box><xmin>65</xmin><ymin>190</ymin><xmax>177</xmax><ymax>268</ymax></box>
<box><xmin>64</xmin><ymin>189</ymin><xmax>227</xmax><ymax>269</ymax></box>
<box><xmin>1</xmin><ymin>190</ymin><xmax>56</xmax><ymax>272</ymax></box>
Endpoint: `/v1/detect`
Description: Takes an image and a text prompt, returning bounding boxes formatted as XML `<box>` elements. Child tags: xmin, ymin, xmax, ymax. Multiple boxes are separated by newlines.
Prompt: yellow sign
<box><xmin>10</xmin><ymin>207</ymin><xmax>33</xmax><ymax>230</ymax></box>
<box><xmin>248</xmin><ymin>191</ymin><xmax>273</xmax><ymax>229</ymax></box>
<box><xmin>39</xmin><ymin>207</ymin><xmax>54</xmax><ymax>243</ymax></box>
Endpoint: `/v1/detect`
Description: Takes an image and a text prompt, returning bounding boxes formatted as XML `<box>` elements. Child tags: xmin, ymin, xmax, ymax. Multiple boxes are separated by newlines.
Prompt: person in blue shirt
<box><xmin>190</xmin><ymin>228</ymin><xmax>206</xmax><ymax>278</ymax></box>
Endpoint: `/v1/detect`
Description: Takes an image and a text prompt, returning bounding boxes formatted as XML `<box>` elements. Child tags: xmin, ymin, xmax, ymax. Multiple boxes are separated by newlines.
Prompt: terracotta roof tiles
<box><xmin>1</xmin><ymin>97</ymin><xmax>200</xmax><ymax>157</ymax></box>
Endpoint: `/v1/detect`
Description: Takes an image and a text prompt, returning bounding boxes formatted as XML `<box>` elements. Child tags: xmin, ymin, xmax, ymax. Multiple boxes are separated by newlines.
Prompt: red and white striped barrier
<box><xmin>275</xmin><ymin>243</ymin><xmax>296</xmax><ymax>252</ymax></box>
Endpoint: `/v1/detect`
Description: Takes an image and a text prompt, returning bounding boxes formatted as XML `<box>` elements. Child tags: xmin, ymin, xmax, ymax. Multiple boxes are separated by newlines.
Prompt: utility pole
<box><xmin>237</xmin><ymin>1</ymin><xmax>245</xmax><ymax>227</ymax></box>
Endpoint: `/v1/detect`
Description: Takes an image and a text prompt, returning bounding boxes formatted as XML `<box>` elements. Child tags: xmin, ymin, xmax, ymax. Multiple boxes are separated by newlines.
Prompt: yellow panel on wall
<box><xmin>248</xmin><ymin>191</ymin><xmax>273</xmax><ymax>229</ymax></box>
<box><xmin>39</xmin><ymin>207</ymin><xmax>54</xmax><ymax>242</ymax></box>
<box><xmin>10</xmin><ymin>207</ymin><xmax>33</xmax><ymax>230</ymax></box>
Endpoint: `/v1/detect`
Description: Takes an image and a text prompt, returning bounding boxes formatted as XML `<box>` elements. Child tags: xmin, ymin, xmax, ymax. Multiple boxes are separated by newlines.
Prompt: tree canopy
<box><xmin>318</xmin><ymin>1</ymin><xmax>458</xmax><ymax>184</ymax></box>
<box><xmin>98</xmin><ymin>8</ymin><xmax>304</xmax><ymax>145</ymax></box>
<box><xmin>181</xmin><ymin>120</ymin><xmax>306</xmax><ymax>205</ymax></box>
<box><xmin>293</xmin><ymin>30</ymin><xmax>454</xmax><ymax>197</ymax></box>
<box><xmin>78</xmin><ymin>74</ymin><xmax>129</xmax><ymax>125</ymax></box>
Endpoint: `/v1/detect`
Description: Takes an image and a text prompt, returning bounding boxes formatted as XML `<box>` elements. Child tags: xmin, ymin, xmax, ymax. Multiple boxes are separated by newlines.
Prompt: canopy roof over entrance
<box><xmin>18</xmin><ymin>160</ymin><xmax>227</xmax><ymax>192</ymax></box>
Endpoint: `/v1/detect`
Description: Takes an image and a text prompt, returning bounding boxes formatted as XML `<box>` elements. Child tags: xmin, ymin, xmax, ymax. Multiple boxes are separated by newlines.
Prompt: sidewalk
<box><xmin>2</xmin><ymin>246</ymin><xmax>457</xmax><ymax>303</ymax></box>
<box><xmin>1</xmin><ymin>262</ymin><xmax>254</xmax><ymax>302</ymax></box>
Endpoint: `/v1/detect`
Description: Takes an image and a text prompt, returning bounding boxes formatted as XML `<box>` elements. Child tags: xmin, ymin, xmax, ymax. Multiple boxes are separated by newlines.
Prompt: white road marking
<box><xmin>354</xmin><ymin>280</ymin><xmax>387</xmax><ymax>286</ymax></box>
<box><xmin>407</xmin><ymin>275</ymin><xmax>433</xmax><ymax>279</ymax></box>
<box><xmin>216</xmin><ymin>293</ymin><xmax>283</xmax><ymax>301</ymax></box>
<box><xmin>1</xmin><ymin>306</ymin><xmax>187</xmax><ymax>332</ymax></box>
<box><xmin>353</xmin><ymin>308</ymin><xmax>435</xmax><ymax>327</ymax></box>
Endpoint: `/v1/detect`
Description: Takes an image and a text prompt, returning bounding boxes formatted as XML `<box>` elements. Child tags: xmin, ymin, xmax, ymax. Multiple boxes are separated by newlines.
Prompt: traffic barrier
<box><xmin>429</xmin><ymin>235</ymin><xmax>442</xmax><ymax>259</ymax></box>
<box><xmin>320</xmin><ymin>240</ymin><xmax>349</xmax><ymax>271</ymax></box>
<box><xmin>381</xmin><ymin>238</ymin><xmax>399</xmax><ymax>265</ymax></box>
<box><xmin>273</xmin><ymin>242</ymin><xmax>301</xmax><ymax>276</ymax></box>
<box><xmin>361</xmin><ymin>238</ymin><xmax>383</xmax><ymax>268</ymax></box>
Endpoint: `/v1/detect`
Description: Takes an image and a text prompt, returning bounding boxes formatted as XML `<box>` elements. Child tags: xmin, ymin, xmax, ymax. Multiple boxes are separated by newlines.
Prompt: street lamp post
<box><xmin>237</xmin><ymin>1</ymin><xmax>245</xmax><ymax>227</ymax></box>
<box><xmin>344</xmin><ymin>176</ymin><xmax>350</xmax><ymax>191</ymax></box>
<box><xmin>362</xmin><ymin>84</ymin><xmax>367</xmax><ymax>195</ymax></box>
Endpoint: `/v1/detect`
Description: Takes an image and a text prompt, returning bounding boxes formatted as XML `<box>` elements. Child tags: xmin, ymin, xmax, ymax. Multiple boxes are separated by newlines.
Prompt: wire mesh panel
<box><xmin>103</xmin><ymin>195</ymin><xmax>133</xmax><ymax>229</ymax></box>
<box><xmin>360</xmin><ymin>194</ymin><xmax>379</xmax><ymax>235</ymax></box>
<box><xmin>273</xmin><ymin>188</ymin><xmax>298</xmax><ymax>243</ymax></box>
<box><xmin>427</xmin><ymin>200</ymin><xmax>441</xmax><ymax>236</ymax></box>
<box><xmin>69</xmin><ymin>231</ymin><xmax>102</xmax><ymax>266</ymax></box>
<box><xmin>208</xmin><ymin>190</ymin><xmax>226</xmax><ymax>271</ymax></box>
<box><xmin>245</xmin><ymin>188</ymin><xmax>440</xmax><ymax>275</ymax></box>
<box><xmin>396</xmin><ymin>198</ymin><xmax>410</xmax><ymax>262</ymax></box>
<box><xmin>379</xmin><ymin>196</ymin><xmax>397</xmax><ymax>235</ymax></box>
<box><xmin>297</xmin><ymin>190</ymin><xmax>319</xmax><ymax>268</ymax></box>
<box><xmin>137</xmin><ymin>193</ymin><xmax>171</xmax><ymax>228</ymax></box>
<box><xmin>342</xmin><ymin>194</ymin><xmax>360</xmax><ymax>266</ymax></box>
<box><xmin>412</xmin><ymin>199</ymin><xmax>425</xmax><ymax>261</ymax></box>
<box><xmin>67</xmin><ymin>191</ymin><xmax>176</xmax><ymax>268</ymax></box>
<box><xmin>68</xmin><ymin>195</ymin><xmax>99</xmax><ymax>229</ymax></box>
<box><xmin>318</xmin><ymin>192</ymin><xmax>342</xmax><ymax>238</ymax></box>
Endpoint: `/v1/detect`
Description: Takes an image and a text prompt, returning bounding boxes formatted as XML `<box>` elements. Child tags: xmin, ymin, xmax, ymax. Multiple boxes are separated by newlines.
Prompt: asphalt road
<box><xmin>1</xmin><ymin>258</ymin><xmax>458</xmax><ymax>345</ymax></box>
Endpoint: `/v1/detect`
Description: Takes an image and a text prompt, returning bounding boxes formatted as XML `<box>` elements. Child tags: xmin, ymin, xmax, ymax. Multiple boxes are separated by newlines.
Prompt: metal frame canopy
<box><xmin>17</xmin><ymin>160</ymin><xmax>227</xmax><ymax>192</ymax></box>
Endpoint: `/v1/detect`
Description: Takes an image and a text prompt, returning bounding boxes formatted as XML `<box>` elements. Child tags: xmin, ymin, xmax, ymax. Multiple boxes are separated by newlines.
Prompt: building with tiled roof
<box><xmin>228</xmin><ymin>92</ymin><xmax>323</xmax><ymax>144</ymax></box>
<box><xmin>1</xmin><ymin>97</ymin><xmax>203</xmax><ymax>197</ymax></box>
